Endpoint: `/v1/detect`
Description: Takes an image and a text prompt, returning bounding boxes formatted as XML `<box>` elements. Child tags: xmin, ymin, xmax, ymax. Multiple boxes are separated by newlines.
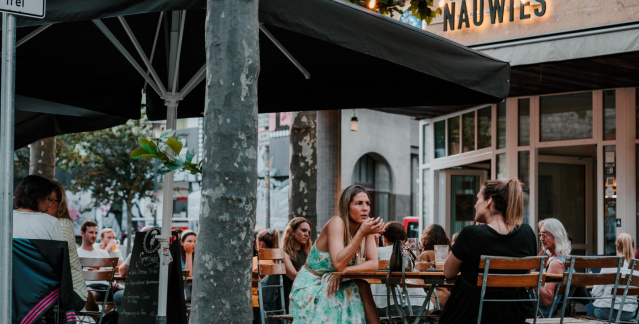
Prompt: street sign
<box><xmin>258</xmin><ymin>131</ymin><xmax>270</xmax><ymax>146</ymax></box>
<box><xmin>258</xmin><ymin>113</ymin><xmax>269</xmax><ymax>129</ymax></box>
<box><xmin>0</xmin><ymin>0</ymin><xmax>46</xmax><ymax>18</ymax></box>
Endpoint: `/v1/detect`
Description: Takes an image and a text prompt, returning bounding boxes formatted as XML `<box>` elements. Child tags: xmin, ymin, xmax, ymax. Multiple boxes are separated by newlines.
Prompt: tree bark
<box><xmin>29</xmin><ymin>136</ymin><xmax>56</xmax><ymax>179</ymax></box>
<box><xmin>190</xmin><ymin>0</ymin><xmax>259</xmax><ymax>322</ymax></box>
<box><xmin>289</xmin><ymin>111</ymin><xmax>318</xmax><ymax>241</ymax></box>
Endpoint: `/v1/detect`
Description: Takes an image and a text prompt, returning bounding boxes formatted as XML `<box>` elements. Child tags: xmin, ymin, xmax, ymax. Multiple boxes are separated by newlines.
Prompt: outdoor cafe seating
<box><xmin>77</xmin><ymin>257</ymin><xmax>119</xmax><ymax>324</ymax></box>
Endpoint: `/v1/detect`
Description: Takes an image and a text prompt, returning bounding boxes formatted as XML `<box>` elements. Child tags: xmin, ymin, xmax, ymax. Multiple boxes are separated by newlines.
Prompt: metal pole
<box><xmin>0</xmin><ymin>12</ymin><xmax>16</xmax><ymax>324</ymax></box>
<box><xmin>265</xmin><ymin>144</ymin><xmax>270</xmax><ymax>228</ymax></box>
<box><xmin>156</xmin><ymin>99</ymin><xmax>177</xmax><ymax>324</ymax></box>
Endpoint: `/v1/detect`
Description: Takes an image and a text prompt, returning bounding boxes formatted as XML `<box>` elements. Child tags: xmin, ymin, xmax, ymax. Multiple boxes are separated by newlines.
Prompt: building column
<box><xmin>616</xmin><ymin>88</ymin><xmax>636</xmax><ymax>238</ymax></box>
<box><xmin>317</xmin><ymin>110</ymin><xmax>341</xmax><ymax>235</ymax></box>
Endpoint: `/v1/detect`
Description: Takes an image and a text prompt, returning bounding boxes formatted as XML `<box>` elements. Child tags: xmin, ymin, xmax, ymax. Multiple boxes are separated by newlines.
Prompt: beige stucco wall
<box><xmin>420</xmin><ymin>0</ymin><xmax>639</xmax><ymax>45</ymax></box>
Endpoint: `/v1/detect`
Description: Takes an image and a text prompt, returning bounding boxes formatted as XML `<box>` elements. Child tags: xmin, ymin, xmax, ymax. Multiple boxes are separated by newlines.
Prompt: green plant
<box><xmin>130</xmin><ymin>129</ymin><xmax>203</xmax><ymax>175</ymax></box>
<box><xmin>346</xmin><ymin>0</ymin><xmax>442</xmax><ymax>24</ymax></box>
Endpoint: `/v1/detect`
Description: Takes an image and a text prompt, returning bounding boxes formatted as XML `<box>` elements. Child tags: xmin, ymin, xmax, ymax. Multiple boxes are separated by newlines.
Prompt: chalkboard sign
<box><xmin>119</xmin><ymin>228</ymin><xmax>187</xmax><ymax>324</ymax></box>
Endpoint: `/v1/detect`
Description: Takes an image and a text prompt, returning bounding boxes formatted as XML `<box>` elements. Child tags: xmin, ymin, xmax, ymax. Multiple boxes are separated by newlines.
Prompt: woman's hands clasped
<box><xmin>359</xmin><ymin>217</ymin><xmax>385</xmax><ymax>237</ymax></box>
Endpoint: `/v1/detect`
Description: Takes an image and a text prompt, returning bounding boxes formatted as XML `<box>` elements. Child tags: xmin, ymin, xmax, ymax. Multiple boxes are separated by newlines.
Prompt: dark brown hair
<box><xmin>383</xmin><ymin>221</ymin><xmax>406</xmax><ymax>243</ymax></box>
<box><xmin>14</xmin><ymin>175</ymin><xmax>55</xmax><ymax>211</ymax></box>
<box><xmin>481</xmin><ymin>178</ymin><xmax>524</xmax><ymax>226</ymax></box>
<box><xmin>257</xmin><ymin>229</ymin><xmax>280</xmax><ymax>249</ymax></box>
<box><xmin>81</xmin><ymin>220</ymin><xmax>98</xmax><ymax>233</ymax></box>
<box><xmin>421</xmin><ymin>224</ymin><xmax>450</xmax><ymax>251</ymax></box>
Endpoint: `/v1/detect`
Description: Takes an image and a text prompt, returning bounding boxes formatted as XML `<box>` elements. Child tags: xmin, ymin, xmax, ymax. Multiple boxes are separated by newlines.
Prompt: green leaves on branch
<box><xmin>130</xmin><ymin>129</ymin><xmax>203</xmax><ymax>175</ymax></box>
<box><xmin>345</xmin><ymin>0</ymin><xmax>441</xmax><ymax>25</ymax></box>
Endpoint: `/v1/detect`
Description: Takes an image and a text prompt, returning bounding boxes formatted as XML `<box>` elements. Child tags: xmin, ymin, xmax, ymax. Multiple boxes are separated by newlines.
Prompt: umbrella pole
<box><xmin>156</xmin><ymin>99</ymin><xmax>178</xmax><ymax>324</ymax></box>
<box><xmin>0</xmin><ymin>13</ymin><xmax>16</xmax><ymax>324</ymax></box>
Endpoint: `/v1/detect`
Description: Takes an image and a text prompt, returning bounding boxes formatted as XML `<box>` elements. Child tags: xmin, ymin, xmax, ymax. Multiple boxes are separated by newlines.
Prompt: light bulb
<box><xmin>439</xmin><ymin>0</ymin><xmax>445</xmax><ymax>8</ymax></box>
<box><xmin>368</xmin><ymin>0</ymin><xmax>376</xmax><ymax>9</ymax></box>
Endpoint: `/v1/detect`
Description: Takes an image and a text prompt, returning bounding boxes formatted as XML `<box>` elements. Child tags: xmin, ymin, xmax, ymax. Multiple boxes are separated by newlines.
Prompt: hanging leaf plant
<box><xmin>346</xmin><ymin>0</ymin><xmax>442</xmax><ymax>25</ymax></box>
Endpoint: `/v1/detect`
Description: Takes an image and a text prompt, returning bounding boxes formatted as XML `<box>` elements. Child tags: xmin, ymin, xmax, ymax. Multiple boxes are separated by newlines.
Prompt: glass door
<box><xmin>538</xmin><ymin>155</ymin><xmax>593</xmax><ymax>255</ymax></box>
<box><xmin>437</xmin><ymin>169</ymin><xmax>487</xmax><ymax>237</ymax></box>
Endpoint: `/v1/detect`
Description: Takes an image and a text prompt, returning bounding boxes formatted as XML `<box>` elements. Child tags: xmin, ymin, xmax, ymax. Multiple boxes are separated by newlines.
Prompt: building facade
<box><xmin>418</xmin><ymin>0</ymin><xmax>639</xmax><ymax>255</ymax></box>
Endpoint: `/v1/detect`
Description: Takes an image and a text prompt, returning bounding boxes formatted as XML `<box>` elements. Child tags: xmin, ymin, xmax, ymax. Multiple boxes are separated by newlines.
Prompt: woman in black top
<box><xmin>282</xmin><ymin>217</ymin><xmax>313</xmax><ymax>311</ymax></box>
<box><xmin>440</xmin><ymin>179</ymin><xmax>537</xmax><ymax>324</ymax></box>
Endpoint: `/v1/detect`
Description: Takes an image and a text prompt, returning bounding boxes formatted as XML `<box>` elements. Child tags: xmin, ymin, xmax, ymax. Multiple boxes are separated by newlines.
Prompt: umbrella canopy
<box><xmin>8</xmin><ymin>0</ymin><xmax>509</xmax><ymax>146</ymax></box>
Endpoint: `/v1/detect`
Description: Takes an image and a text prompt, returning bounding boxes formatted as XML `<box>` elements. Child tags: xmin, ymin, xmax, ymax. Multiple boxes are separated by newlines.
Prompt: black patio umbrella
<box><xmin>10</xmin><ymin>0</ymin><xmax>509</xmax><ymax>147</ymax></box>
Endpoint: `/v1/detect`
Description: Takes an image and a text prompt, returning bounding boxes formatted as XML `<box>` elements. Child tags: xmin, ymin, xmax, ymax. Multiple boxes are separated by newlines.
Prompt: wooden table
<box><xmin>333</xmin><ymin>270</ymin><xmax>456</xmax><ymax>324</ymax></box>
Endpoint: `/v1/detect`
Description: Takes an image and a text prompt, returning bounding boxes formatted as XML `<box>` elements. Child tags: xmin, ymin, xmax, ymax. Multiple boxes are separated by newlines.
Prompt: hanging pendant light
<box><xmin>350</xmin><ymin>110</ymin><xmax>359</xmax><ymax>132</ymax></box>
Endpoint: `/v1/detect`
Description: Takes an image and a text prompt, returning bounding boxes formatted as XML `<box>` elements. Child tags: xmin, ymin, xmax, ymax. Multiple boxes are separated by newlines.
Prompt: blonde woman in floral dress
<box><xmin>289</xmin><ymin>185</ymin><xmax>384</xmax><ymax>323</ymax></box>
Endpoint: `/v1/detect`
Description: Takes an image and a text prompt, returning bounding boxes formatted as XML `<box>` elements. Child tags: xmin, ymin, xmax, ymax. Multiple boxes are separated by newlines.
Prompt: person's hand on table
<box><xmin>185</xmin><ymin>242</ymin><xmax>195</xmax><ymax>254</ymax></box>
<box><xmin>326</xmin><ymin>274</ymin><xmax>342</xmax><ymax>296</ymax></box>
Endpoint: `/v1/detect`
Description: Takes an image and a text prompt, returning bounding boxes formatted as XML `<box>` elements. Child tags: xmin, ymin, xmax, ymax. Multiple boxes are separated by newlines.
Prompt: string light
<box><xmin>439</xmin><ymin>0</ymin><xmax>445</xmax><ymax>8</ymax></box>
<box><xmin>368</xmin><ymin>0</ymin><xmax>376</xmax><ymax>9</ymax></box>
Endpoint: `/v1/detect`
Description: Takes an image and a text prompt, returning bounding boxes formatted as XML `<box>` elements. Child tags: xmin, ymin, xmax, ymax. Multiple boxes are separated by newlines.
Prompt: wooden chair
<box><xmin>548</xmin><ymin>256</ymin><xmax>624</xmax><ymax>324</ymax></box>
<box><xmin>612</xmin><ymin>258</ymin><xmax>639</xmax><ymax>323</ymax></box>
<box><xmin>257</xmin><ymin>248</ymin><xmax>291</xmax><ymax>323</ymax></box>
<box><xmin>77</xmin><ymin>257</ymin><xmax>119</xmax><ymax>324</ymax></box>
<box><xmin>477</xmin><ymin>255</ymin><xmax>546</xmax><ymax>324</ymax></box>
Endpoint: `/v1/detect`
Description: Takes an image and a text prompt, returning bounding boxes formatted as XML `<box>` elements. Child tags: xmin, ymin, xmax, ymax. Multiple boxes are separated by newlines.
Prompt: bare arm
<box><xmin>443</xmin><ymin>252</ymin><xmax>462</xmax><ymax>279</ymax></box>
<box><xmin>283</xmin><ymin>253</ymin><xmax>299</xmax><ymax>281</ymax></box>
<box><xmin>119</xmin><ymin>263</ymin><xmax>129</xmax><ymax>277</ymax></box>
<box><xmin>539</xmin><ymin>259</ymin><xmax>565</xmax><ymax>306</ymax></box>
<box><xmin>326</xmin><ymin>216</ymin><xmax>384</xmax><ymax>272</ymax></box>
<box><xmin>344</xmin><ymin>234</ymin><xmax>379</xmax><ymax>272</ymax></box>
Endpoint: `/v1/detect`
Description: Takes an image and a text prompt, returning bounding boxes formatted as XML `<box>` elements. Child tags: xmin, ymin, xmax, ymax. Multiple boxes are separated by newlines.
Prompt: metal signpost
<box><xmin>0</xmin><ymin>2</ymin><xmax>45</xmax><ymax>322</ymax></box>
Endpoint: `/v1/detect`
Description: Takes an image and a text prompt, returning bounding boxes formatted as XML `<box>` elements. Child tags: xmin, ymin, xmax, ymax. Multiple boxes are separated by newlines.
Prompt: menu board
<box><xmin>119</xmin><ymin>228</ymin><xmax>187</xmax><ymax>324</ymax></box>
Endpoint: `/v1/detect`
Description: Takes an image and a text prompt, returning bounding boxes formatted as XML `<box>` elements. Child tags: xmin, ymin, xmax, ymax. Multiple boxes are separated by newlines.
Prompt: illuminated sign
<box><xmin>442</xmin><ymin>0</ymin><xmax>547</xmax><ymax>31</ymax></box>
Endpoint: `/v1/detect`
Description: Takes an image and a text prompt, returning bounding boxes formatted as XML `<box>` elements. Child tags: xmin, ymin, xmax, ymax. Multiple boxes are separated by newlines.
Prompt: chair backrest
<box><xmin>378</xmin><ymin>260</ymin><xmax>390</xmax><ymax>270</ymax></box>
<box><xmin>555</xmin><ymin>255</ymin><xmax>624</xmax><ymax>323</ymax></box>
<box><xmin>79</xmin><ymin>257</ymin><xmax>119</xmax><ymax>281</ymax></box>
<box><xmin>257</xmin><ymin>248</ymin><xmax>286</xmax><ymax>277</ymax></box>
<box><xmin>614</xmin><ymin>258</ymin><xmax>639</xmax><ymax>323</ymax></box>
<box><xmin>256</xmin><ymin>248</ymin><xmax>287</xmax><ymax>323</ymax></box>
<box><xmin>476</xmin><ymin>255</ymin><xmax>546</xmax><ymax>324</ymax></box>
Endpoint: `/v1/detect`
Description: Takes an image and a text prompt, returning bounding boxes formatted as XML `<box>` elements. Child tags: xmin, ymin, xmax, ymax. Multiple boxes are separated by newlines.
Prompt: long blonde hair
<box><xmin>282</xmin><ymin>217</ymin><xmax>312</xmax><ymax>262</ymax></box>
<box><xmin>338</xmin><ymin>185</ymin><xmax>369</xmax><ymax>263</ymax></box>
<box><xmin>616</xmin><ymin>233</ymin><xmax>635</xmax><ymax>263</ymax></box>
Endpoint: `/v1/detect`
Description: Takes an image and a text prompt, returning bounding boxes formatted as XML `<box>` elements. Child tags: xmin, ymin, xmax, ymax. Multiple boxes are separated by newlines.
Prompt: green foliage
<box><xmin>57</xmin><ymin>119</ymin><xmax>156</xmax><ymax>209</ymax></box>
<box><xmin>345</xmin><ymin>0</ymin><xmax>441</xmax><ymax>24</ymax></box>
<box><xmin>130</xmin><ymin>129</ymin><xmax>202</xmax><ymax>175</ymax></box>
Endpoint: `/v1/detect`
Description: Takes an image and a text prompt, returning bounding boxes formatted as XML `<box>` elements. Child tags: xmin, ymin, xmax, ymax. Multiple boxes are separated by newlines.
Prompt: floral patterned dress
<box><xmin>289</xmin><ymin>244</ymin><xmax>365</xmax><ymax>323</ymax></box>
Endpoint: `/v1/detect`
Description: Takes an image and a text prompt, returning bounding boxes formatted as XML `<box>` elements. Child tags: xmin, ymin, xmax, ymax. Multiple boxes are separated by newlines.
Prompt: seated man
<box><xmin>95</xmin><ymin>228</ymin><xmax>124</xmax><ymax>266</ymax></box>
<box><xmin>77</xmin><ymin>220</ymin><xmax>123</xmax><ymax>312</ymax></box>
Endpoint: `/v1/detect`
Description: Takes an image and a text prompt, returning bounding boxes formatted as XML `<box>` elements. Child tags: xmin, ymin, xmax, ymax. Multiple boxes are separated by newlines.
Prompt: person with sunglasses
<box><xmin>537</xmin><ymin>218</ymin><xmax>571</xmax><ymax>318</ymax></box>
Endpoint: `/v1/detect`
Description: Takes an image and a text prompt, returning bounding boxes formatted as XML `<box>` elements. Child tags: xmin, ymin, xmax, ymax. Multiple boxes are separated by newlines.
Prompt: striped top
<box><xmin>59</xmin><ymin>218</ymin><xmax>88</xmax><ymax>301</ymax></box>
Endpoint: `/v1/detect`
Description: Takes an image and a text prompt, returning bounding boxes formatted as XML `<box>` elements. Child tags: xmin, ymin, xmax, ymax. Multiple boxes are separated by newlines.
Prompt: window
<box><xmin>462</xmin><ymin>112</ymin><xmax>475</xmax><ymax>153</ymax></box>
<box><xmin>518</xmin><ymin>98</ymin><xmax>530</xmax><ymax>146</ymax></box>
<box><xmin>435</xmin><ymin>120</ymin><xmax>446</xmax><ymax>158</ymax></box>
<box><xmin>448</xmin><ymin>116</ymin><xmax>460</xmax><ymax>156</ymax></box>
<box><xmin>497</xmin><ymin>102</ymin><xmax>506</xmax><ymax>149</ymax></box>
<box><xmin>478</xmin><ymin>106</ymin><xmax>491</xmax><ymax>149</ymax></box>
<box><xmin>603</xmin><ymin>90</ymin><xmax>616</xmax><ymax>141</ymax></box>
<box><xmin>540</xmin><ymin>92</ymin><xmax>592</xmax><ymax>142</ymax></box>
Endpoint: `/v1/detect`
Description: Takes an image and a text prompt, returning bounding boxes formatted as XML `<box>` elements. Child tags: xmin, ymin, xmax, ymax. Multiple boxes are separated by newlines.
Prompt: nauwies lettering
<box><xmin>443</xmin><ymin>0</ymin><xmax>546</xmax><ymax>31</ymax></box>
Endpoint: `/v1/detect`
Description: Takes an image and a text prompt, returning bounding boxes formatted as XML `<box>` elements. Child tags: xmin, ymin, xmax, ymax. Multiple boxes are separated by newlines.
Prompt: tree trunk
<box><xmin>29</xmin><ymin>137</ymin><xmax>56</xmax><ymax>179</ymax></box>
<box><xmin>190</xmin><ymin>0</ymin><xmax>259</xmax><ymax>322</ymax></box>
<box><xmin>289</xmin><ymin>111</ymin><xmax>318</xmax><ymax>241</ymax></box>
